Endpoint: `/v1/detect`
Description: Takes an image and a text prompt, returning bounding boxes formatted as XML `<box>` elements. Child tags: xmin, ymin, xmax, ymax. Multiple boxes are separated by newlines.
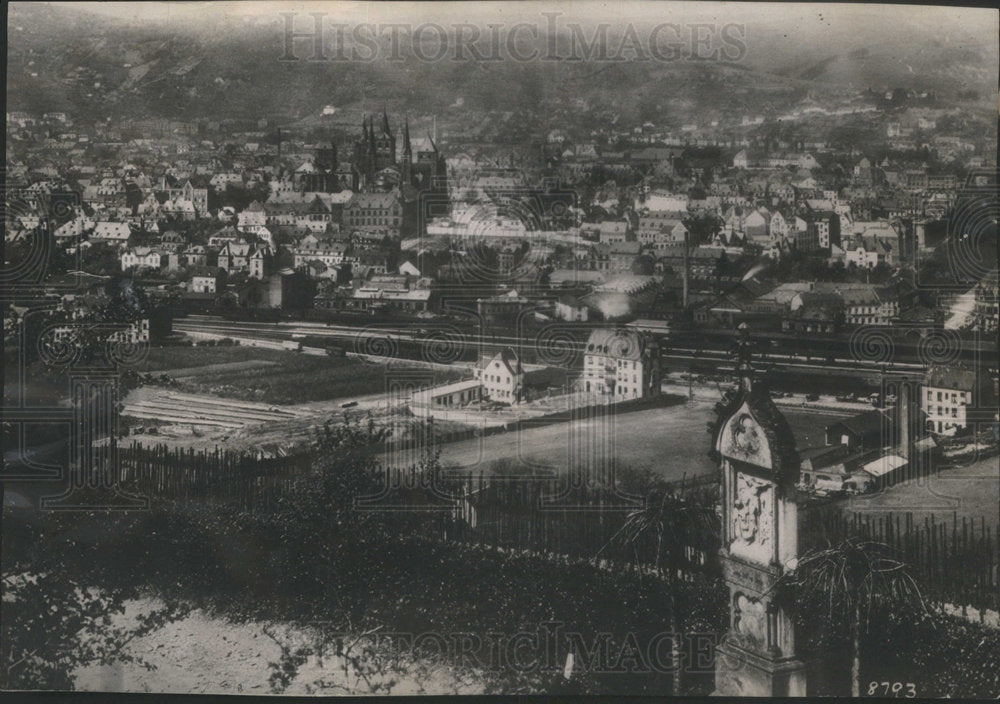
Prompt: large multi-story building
<box><xmin>921</xmin><ymin>365</ymin><xmax>995</xmax><ymax>436</ymax></box>
<box><xmin>341</xmin><ymin>191</ymin><xmax>403</xmax><ymax>237</ymax></box>
<box><xmin>801</xmin><ymin>211</ymin><xmax>841</xmax><ymax>251</ymax></box>
<box><xmin>580</xmin><ymin>328</ymin><xmax>660</xmax><ymax>400</ymax></box>
<box><xmin>835</xmin><ymin>284</ymin><xmax>898</xmax><ymax>326</ymax></box>
<box><xmin>971</xmin><ymin>270</ymin><xmax>998</xmax><ymax>333</ymax></box>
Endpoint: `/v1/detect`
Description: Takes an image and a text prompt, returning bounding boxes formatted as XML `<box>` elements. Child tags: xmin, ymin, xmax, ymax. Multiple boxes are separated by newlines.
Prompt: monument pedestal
<box><xmin>713</xmin><ymin>641</ymin><xmax>807</xmax><ymax>697</ymax></box>
<box><xmin>710</xmin><ymin>333</ymin><xmax>810</xmax><ymax>698</ymax></box>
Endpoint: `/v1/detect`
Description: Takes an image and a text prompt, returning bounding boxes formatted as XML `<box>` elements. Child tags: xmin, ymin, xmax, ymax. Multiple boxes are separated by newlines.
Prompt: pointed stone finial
<box><xmin>735</xmin><ymin>322</ymin><xmax>754</xmax><ymax>391</ymax></box>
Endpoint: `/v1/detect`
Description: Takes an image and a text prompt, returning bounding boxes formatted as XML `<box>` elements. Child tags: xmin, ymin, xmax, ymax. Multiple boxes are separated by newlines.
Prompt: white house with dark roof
<box><xmin>580</xmin><ymin>328</ymin><xmax>660</xmax><ymax>400</ymax></box>
<box><xmin>91</xmin><ymin>221</ymin><xmax>132</xmax><ymax>244</ymax></box>
<box><xmin>120</xmin><ymin>246</ymin><xmax>166</xmax><ymax>272</ymax></box>
<box><xmin>922</xmin><ymin>366</ymin><xmax>995</xmax><ymax>436</ymax></box>
<box><xmin>474</xmin><ymin>348</ymin><xmax>524</xmax><ymax>404</ymax></box>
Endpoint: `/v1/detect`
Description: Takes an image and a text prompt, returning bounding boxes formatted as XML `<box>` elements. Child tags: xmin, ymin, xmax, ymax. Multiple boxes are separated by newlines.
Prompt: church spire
<box><xmin>401</xmin><ymin>117</ymin><xmax>412</xmax><ymax>185</ymax></box>
<box><xmin>381</xmin><ymin>107</ymin><xmax>391</xmax><ymax>135</ymax></box>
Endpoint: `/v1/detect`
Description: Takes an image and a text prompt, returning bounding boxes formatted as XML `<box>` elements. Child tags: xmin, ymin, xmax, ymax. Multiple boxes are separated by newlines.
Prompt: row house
<box><xmin>768</xmin><ymin>181</ymin><xmax>796</xmax><ymax>204</ymax></box>
<box><xmin>636</xmin><ymin>214</ymin><xmax>688</xmax><ymax>247</ymax></box>
<box><xmin>264</xmin><ymin>201</ymin><xmax>312</xmax><ymax>227</ymax></box>
<box><xmin>834</xmin><ymin>284</ymin><xmax>899</xmax><ymax>326</ymax></box>
<box><xmin>292</xmin><ymin>243</ymin><xmax>349</xmax><ymax>275</ymax></box>
<box><xmin>96</xmin><ymin>177</ymin><xmax>123</xmax><ymax>197</ymax></box>
<box><xmin>926</xmin><ymin>174</ymin><xmax>958</xmax><ymax>191</ymax></box>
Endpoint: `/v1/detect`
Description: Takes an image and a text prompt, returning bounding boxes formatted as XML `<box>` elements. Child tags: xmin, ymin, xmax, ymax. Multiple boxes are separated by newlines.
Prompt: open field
<box><xmin>136</xmin><ymin>346</ymin><xmax>462</xmax><ymax>405</ymax></box>
<box><xmin>154</xmin><ymin>360</ymin><xmax>279</xmax><ymax>379</ymax></box>
<box><xmin>839</xmin><ymin>455</ymin><xmax>1000</xmax><ymax>529</ymax></box>
<box><xmin>420</xmin><ymin>398</ymin><xmax>851</xmax><ymax>481</ymax></box>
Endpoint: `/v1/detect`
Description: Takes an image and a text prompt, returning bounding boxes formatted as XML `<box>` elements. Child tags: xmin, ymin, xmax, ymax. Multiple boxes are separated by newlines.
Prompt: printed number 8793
<box><xmin>868</xmin><ymin>682</ymin><xmax>916</xmax><ymax>697</ymax></box>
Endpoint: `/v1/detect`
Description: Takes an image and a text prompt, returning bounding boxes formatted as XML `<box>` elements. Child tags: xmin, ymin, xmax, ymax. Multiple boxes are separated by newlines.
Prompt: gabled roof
<box><xmin>584</xmin><ymin>328</ymin><xmax>652</xmax><ymax>361</ymax></box>
<box><xmin>476</xmin><ymin>347</ymin><xmax>523</xmax><ymax>375</ymax></box>
<box><xmin>827</xmin><ymin>408</ymin><xmax>889</xmax><ymax>440</ymax></box>
<box><xmin>925</xmin><ymin>365</ymin><xmax>979</xmax><ymax>392</ymax></box>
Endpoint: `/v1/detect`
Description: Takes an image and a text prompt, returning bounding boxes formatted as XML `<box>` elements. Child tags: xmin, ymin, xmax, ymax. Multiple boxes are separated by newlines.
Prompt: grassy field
<box><xmin>137</xmin><ymin>346</ymin><xmax>462</xmax><ymax>405</ymax></box>
<box><xmin>839</xmin><ymin>455</ymin><xmax>1000</xmax><ymax>528</ymax></box>
<box><xmin>425</xmin><ymin>400</ymin><xmax>850</xmax><ymax>481</ymax></box>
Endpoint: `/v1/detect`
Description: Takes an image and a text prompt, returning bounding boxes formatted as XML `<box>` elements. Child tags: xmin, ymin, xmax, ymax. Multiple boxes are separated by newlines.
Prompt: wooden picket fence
<box><xmin>440</xmin><ymin>472</ymin><xmax>721</xmax><ymax>578</ymax></box>
<box><xmin>802</xmin><ymin>506</ymin><xmax>999</xmax><ymax>614</ymax></box>
<box><xmin>116</xmin><ymin>443</ymin><xmax>720</xmax><ymax>577</ymax></box>
<box><xmin>117</xmin><ymin>442</ymin><xmax>307</xmax><ymax>512</ymax></box>
<box><xmin>116</xmin><ymin>443</ymin><xmax>996</xmax><ymax>612</ymax></box>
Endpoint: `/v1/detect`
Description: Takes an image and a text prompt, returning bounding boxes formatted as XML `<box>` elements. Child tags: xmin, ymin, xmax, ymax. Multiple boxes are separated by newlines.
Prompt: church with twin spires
<box><xmin>350</xmin><ymin>109</ymin><xmax>446</xmax><ymax>194</ymax></box>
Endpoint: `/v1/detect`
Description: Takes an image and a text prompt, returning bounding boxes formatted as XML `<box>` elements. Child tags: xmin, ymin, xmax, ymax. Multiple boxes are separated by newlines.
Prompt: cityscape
<box><xmin>3</xmin><ymin>1</ymin><xmax>999</xmax><ymax>698</ymax></box>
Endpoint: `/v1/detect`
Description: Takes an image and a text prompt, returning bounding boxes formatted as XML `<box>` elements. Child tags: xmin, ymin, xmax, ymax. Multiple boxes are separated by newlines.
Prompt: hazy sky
<box><xmin>42</xmin><ymin>1</ymin><xmax>1000</xmax><ymax>35</ymax></box>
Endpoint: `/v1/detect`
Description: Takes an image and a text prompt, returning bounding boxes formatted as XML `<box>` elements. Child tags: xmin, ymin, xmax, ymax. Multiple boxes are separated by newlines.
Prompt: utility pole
<box><xmin>688</xmin><ymin>353</ymin><xmax>694</xmax><ymax>400</ymax></box>
<box><xmin>682</xmin><ymin>227</ymin><xmax>690</xmax><ymax>309</ymax></box>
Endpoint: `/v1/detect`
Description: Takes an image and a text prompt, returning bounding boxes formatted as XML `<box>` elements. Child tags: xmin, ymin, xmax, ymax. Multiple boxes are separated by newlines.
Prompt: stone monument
<box><xmin>713</xmin><ymin>325</ymin><xmax>807</xmax><ymax>696</ymax></box>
